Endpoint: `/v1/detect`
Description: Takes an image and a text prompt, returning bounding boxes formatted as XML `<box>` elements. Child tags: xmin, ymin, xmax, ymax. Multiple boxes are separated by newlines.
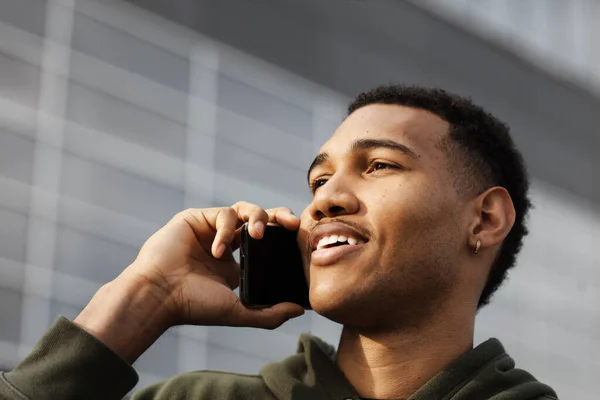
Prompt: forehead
<box><xmin>321</xmin><ymin>104</ymin><xmax>450</xmax><ymax>156</ymax></box>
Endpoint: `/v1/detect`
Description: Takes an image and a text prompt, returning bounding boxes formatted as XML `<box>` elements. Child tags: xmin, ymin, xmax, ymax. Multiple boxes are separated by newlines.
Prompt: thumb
<box><xmin>233</xmin><ymin>302</ymin><xmax>306</xmax><ymax>330</ymax></box>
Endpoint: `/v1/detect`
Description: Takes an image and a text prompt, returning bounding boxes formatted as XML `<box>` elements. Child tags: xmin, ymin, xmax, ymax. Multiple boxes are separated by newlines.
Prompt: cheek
<box><xmin>297</xmin><ymin>206</ymin><xmax>311</xmax><ymax>240</ymax></box>
<box><xmin>297</xmin><ymin>209</ymin><xmax>313</xmax><ymax>268</ymax></box>
<box><xmin>370</xmin><ymin>182</ymin><xmax>455</xmax><ymax>246</ymax></box>
<box><xmin>368</xmin><ymin>181</ymin><xmax>433</xmax><ymax>219</ymax></box>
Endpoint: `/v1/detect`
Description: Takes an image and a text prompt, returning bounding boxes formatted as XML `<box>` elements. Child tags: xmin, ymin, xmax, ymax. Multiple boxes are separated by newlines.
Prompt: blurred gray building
<box><xmin>0</xmin><ymin>0</ymin><xmax>598</xmax><ymax>398</ymax></box>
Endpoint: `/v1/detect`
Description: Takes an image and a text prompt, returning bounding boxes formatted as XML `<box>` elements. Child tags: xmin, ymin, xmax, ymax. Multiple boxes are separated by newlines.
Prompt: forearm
<box><xmin>74</xmin><ymin>270</ymin><xmax>174</xmax><ymax>364</ymax></box>
<box><xmin>2</xmin><ymin>316</ymin><xmax>138</xmax><ymax>400</ymax></box>
<box><xmin>0</xmin><ymin>268</ymin><xmax>173</xmax><ymax>399</ymax></box>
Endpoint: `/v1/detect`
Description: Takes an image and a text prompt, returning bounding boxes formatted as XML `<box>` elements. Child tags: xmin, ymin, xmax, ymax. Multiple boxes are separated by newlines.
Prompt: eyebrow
<box><xmin>307</xmin><ymin>138</ymin><xmax>419</xmax><ymax>182</ymax></box>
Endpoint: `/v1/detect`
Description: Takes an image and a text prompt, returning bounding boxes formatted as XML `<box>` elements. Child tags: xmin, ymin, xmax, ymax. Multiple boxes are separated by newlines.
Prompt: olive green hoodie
<box><xmin>1</xmin><ymin>317</ymin><xmax>557</xmax><ymax>400</ymax></box>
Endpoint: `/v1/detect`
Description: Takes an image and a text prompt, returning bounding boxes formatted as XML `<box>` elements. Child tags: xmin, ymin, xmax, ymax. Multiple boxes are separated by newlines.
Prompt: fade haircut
<box><xmin>348</xmin><ymin>84</ymin><xmax>532</xmax><ymax>308</ymax></box>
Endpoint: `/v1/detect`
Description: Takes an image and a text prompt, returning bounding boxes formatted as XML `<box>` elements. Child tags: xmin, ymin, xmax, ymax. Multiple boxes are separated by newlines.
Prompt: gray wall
<box><xmin>0</xmin><ymin>0</ymin><xmax>598</xmax><ymax>398</ymax></box>
<box><xmin>413</xmin><ymin>0</ymin><xmax>600</xmax><ymax>93</ymax></box>
<box><xmin>131</xmin><ymin>0</ymin><xmax>600</xmax><ymax>207</ymax></box>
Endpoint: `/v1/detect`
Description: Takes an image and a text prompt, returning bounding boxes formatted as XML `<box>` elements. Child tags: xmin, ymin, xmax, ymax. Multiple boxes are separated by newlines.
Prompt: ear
<box><xmin>468</xmin><ymin>187</ymin><xmax>516</xmax><ymax>252</ymax></box>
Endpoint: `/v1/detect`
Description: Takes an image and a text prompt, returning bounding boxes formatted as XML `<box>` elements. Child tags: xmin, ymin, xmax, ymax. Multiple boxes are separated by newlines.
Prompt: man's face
<box><xmin>298</xmin><ymin>104</ymin><xmax>468</xmax><ymax>329</ymax></box>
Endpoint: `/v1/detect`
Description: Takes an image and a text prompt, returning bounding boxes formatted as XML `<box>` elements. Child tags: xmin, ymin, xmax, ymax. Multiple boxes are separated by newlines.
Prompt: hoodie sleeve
<box><xmin>0</xmin><ymin>316</ymin><xmax>138</xmax><ymax>400</ymax></box>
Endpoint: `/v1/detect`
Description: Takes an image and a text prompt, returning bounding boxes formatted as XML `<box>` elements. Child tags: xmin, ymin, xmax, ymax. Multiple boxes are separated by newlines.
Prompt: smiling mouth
<box><xmin>315</xmin><ymin>234</ymin><xmax>366</xmax><ymax>250</ymax></box>
<box><xmin>311</xmin><ymin>240</ymin><xmax>365</xmax><ymax>266</ymax></box>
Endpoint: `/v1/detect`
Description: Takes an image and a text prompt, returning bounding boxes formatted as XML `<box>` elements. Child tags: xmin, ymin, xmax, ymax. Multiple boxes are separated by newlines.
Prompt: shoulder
<box><xmin>132</xmin><ymin>370</ymin><xmax>276</xmax><ymax>400</ymax></box>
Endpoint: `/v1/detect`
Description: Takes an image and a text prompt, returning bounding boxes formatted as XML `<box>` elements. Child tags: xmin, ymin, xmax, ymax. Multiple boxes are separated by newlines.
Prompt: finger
<box><xmin>230</xmin><ymin>301</ymin><xmax>306</xmax><ymax>330</ymax></box>
<box><xmin>212</xmin><ymin>207</ymin><xmax>240</xmax><ymax>258</ymax></box>
<box><xmin>229</xmin><ymin>227</ymin><xmax>244</xmax><ymax>253</ymax></box>
<box><xmin>267</xmin><ymin>207</ymin><xmax>300</xmax><ymax>231</ymax></box>
<box><xmin>174</xmin><ymin>207</ymin><xmax>222</xmax><ymax>253</ymax></box>
<box><xmin>231</xmin><ymin>202</ymin><xmax>269</xmax><ymax>239</ymax></box>
<box><xmin>227</xmin><ymin>208</ymin><xmax>293</xmax><ymax>251</ymax></box>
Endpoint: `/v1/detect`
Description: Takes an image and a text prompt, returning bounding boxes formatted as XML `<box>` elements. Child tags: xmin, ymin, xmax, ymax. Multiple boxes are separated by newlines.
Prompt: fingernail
<box><xmin>215</xmin><ymin>243</ymin><xmax>226</xmax><ymax>258</ymax></box>
<box><xmin>253</xmin><ymin>220</ymin><xmax>265</xmax><ymax>236</ymax></box>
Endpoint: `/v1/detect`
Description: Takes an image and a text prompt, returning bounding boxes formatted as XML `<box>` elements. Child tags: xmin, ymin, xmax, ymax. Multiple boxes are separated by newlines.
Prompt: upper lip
<box><xmin>308</xmin><ymin>221</ymin><xmax>370</xmax><ymax>252</ymax></box>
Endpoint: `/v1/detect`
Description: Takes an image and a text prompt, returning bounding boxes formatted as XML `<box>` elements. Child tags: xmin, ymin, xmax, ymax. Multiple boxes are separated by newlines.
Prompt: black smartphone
<box><xmin>239</xmin><ymin>223</ymin><xmax>311</xmax><ymax>309</ymax></box>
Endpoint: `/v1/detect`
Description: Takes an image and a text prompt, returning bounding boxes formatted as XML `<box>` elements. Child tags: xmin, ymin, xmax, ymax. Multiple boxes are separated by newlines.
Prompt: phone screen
<box><xmin>240</xmin><ymin>224</ymin><xmax>310</xmax><ymax>309</ymax></box>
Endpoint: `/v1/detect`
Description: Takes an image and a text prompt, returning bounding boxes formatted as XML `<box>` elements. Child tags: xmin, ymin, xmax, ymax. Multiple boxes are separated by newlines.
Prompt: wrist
<box><xmin>74</xmin><ymin>272</ymin><xmax>174</xmax><ymax>364</ymax></box>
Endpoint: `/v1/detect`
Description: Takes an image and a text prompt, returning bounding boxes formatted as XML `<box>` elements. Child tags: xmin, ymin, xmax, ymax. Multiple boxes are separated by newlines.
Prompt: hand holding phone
<box><xmin>73</xmin><ymin>203</ymin><xmax>305</xmax><ymax>364</ymax></box>
<box><xmin>240</xmin><ymin>223</ymin><xmax>311</xmax><ymax>309</ymax></box>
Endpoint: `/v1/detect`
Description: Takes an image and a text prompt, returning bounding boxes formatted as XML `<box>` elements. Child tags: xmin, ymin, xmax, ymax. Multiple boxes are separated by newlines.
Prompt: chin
<box><xmin>308</xmin><ymin>278</ymin><xmax>371</xmax><ymax>327</ymax></box>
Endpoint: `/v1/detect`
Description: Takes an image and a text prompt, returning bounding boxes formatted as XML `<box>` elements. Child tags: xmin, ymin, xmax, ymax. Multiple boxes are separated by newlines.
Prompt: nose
<box><xmin>308</xmin><ymin>174</ymin><xmax>360</xmax><ymax>220</ymax></box>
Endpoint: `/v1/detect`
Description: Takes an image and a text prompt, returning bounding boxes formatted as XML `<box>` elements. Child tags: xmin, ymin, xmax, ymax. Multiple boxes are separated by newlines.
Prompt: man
<box><xmin>0</xmin><ymin>85</ymin><xmax>558</xmax><ymax>399</ymax></box>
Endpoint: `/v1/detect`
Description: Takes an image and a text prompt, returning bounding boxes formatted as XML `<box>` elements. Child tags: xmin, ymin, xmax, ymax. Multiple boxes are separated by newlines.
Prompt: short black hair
<box><xmin>348</xmin><ymin>84</ymin><xmax>532</xmax><ymax>308</ymax></box>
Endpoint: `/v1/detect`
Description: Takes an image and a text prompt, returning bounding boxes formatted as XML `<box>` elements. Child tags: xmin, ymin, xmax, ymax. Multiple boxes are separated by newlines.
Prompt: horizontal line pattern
<box><xmin>0</xmin><ymin>1</ymin><xmax>596</xmax><ymax>399</ymax></box>
<box><xmin>0</xmin><ymin>0</ymin><xmax>338</xmax><ymax>387</ymax></box>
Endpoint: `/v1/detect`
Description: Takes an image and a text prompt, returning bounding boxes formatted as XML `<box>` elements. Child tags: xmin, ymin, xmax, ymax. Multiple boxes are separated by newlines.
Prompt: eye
<box><xmin>309</xmin><ymin>178</ymin><xmax>328</xmax><ymax>193</ymax></box>
<box><xmin>367</xmin><ymin>161</ymin><xmax>400</xmax><ymax>173</ymax></box>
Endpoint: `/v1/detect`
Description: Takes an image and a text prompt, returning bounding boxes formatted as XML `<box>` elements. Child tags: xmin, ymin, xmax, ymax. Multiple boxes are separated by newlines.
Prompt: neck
<box><xmin>336</xmin><ymin>306</ymin><xmax>475</xmax><ymax>400</ymax></box>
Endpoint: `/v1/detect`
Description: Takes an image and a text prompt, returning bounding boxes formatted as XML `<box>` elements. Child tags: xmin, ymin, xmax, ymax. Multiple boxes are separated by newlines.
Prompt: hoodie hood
<box><xmin>260</xmin><ymin>333</ymin><xmax>357</xmax><ymax>400</ymax></box>
<box><xmin>260</xmin><ymin>334</ymin><xmax>557</xmax><ymax>400</ymax></box>
<box><xmin>408</xmin><ymin>338</ymin><xmax>557</xmax><ymax>400</ymax></box>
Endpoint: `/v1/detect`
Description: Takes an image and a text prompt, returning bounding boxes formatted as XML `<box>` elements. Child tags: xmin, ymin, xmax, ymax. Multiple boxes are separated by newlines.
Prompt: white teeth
<box><xmin>317</xmin><ymin>237</ymin><xmax>328</xmax><ymax>249</ymax></box>
<box><xmin>315</xmin><ymin>234</ymin><xmax>366</xmax><ymax>250</ymax></box>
